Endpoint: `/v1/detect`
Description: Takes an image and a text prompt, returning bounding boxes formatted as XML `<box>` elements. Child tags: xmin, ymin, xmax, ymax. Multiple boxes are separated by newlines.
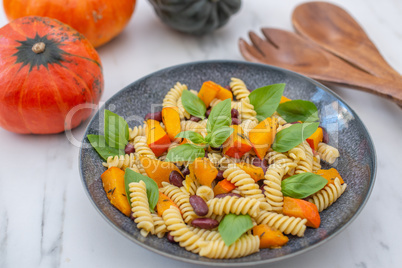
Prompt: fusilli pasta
<box><xmin>230</xmin><ymin>78</ymin><xmax>250</xmax><ymax>101</ymax></box>
<box><xmin>308</xmin><ymin>177</ymin><xmax>347</xmax><ymax>212</ymax></box>
<box><xmin>163</xmin><ymin>82</ymin><xmax>187</xmax><ymax>108</ymax></box>
<box><xmin>317</xmin><ymin>142</ymin><xmax>340</xmax><ymax>164</ymax></box>
<box><xmin>254</xmin><ymin>210</ymin><xmax>307</xmax><ymax>237</ymax></box>
<box><xmin>129</xmin><ymin>180</ymin><xmax>154</xmax><ymax>237</ymax></box>
<box><xmin>206</xmin><ymin>196</ymin><xmax>261</xmax><ymax>218</ymax></box>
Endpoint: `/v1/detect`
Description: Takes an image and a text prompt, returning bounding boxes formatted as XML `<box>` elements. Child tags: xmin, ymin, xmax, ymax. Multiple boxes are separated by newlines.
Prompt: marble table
<box><xmin>0</xmin><ymin>0</ymin><xmax>401</xmax><ymax>267</ymax></box>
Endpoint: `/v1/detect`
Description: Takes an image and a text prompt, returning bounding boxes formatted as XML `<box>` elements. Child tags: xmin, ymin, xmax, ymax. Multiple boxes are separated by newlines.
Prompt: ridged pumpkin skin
<box><xmin>149</xmin><ymin>0</ymin><xmax>241</xmax><ymax>35</ymax></box>
<box><xmin>0</xmin><ymin>16</ymin><xmax>104</xmax><ymax>134</ymax></box>
<box><xmin>3</xmin><ymin>0</ymin><xmax>136</xmax><ymax>47</ymax></box>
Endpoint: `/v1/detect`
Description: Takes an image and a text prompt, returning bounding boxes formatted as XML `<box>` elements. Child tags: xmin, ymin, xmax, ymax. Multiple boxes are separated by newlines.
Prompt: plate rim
<box><xmin>79</xmin><ymin>59</ymin><xmax>377</xmax><ymax>266</ymax></box>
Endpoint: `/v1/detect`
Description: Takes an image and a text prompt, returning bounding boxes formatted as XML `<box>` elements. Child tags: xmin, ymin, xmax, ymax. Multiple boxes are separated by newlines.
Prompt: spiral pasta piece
<box><xmin>263</xmin><ymin>164</ymin><xmax>286</xmax><ymax>212</ymax></box>
<box><xmin>162</xmin><ymin>206</ymin><xmax>203</xmax><ymax>253</ymax></box>
<box><xmin>308</xmin><ymin>178</ymin><xmax>347</xmax><ymax>212</ymax></box>
<box><xmin>161</xmin><ymin>182</ymin><xmax>198</xmax><ymax>224</ymax></box>
<box><xmin>206</xmin><ymin>196</ymin><xmax>261</xmax><ymax>218</ymax></box>
<box><xmin>197</xmin><ymin>234</ymin><xmax>259</xmax><ymax>259</ymax></box>
<box><xmin>237</xmin><ymin>98</ymin><xmax>257</xmax><ymax>121</ymax></box>
<box><xmin>129</xmin><ymin>181</ymin><xmax>154</xmax><ymax>237</ymax></box>
<box><xmin>181</xmin><ymin>175</ymin><xmax>200</xmax><ymax>195</ymax></box>
<box><xmin>295</xmin><ymin>141</ymin><xmax>314</xmax><ymax>174</ymax></box>
<box><xmin>254</xmin><ymin>211</ymin><xmax>307</xmax><ymax>237</ymax></box>
<box><xmin>151</xmin><ymin>213</ymin><xmax>168</xmax><ymax>238</ymax></box>
<box><xmin>103</xmin><ymin>153</ymin><xmax>137</xmax><ymax>169</ymax></box>
<box><xmin>312</xmin><ymin>155</ymin><xmax>321</xmax><ymax>172</ymax></box>
<box><xmin>240</xmin><ymin>118</ymin><xmax>258</xmax><ymax>138</ymax></box>
<box><xmin>272</xmin><ymin>112</ymin><xmax>287</xmax><ymax>126</ymax></box>
<box><xmin>196</xmin><ymin>186</ymin><xmax>214</xmax><ymax>202</ymax></box>
<box><xmin>134</xmin><ymin>136</ymin><xmax>156</xmax><ymax>159</ymax></box>
<box><xmin>163</xmin><ymin>82</ymin><xmax>187</xmax><ymax>108</ymax></box>
<box><xmin>230</xmin><ymin>78</ymin><xmax>250</xmax><ymax>101</ymax></box>
<box><xmin>177</xmin><ymin>95</ymin><xmax>191</xmax><ymax>120</ymax></box>
<box><xmin>188</xmin><ymin>227</ymin><xmax>221</xmax><ymax>241</ymax></box>
<box><xmin>208</xmin><ymin>153</ymin><xmax>223</xmax><ymax>167</ymax></box>
<box><xmin>180</xmin><ymin>120</ymin><xmax>204</xmax><ymax>133</ymax></box>
<box><xmin>317</xmin><ymin>142</ymin><xmax>340</xmax><ymax>164</ymax></box>
<box><xmin>129</xmin><ymin>124</ymin><xmax>147</xmax><ymax>141</ymax></box>
<box><xmin>266</xmin><ymin>150</ymin><xmax>298</xmax><ymax>175</ymax></box>
<box><xmin>127</xmin><ymin>164</ymin><xmax>140</xmax><ymax>174</ymax></box>
<box><xmin>218</xmin><ymin>156</ymin><xmax>239</xmax><ymax>169</ymax></box>
<box><xmin>288</xmin><ymin>142</ymin><xmax>307</xmax><ymax>162</ymax></box>
<box><xmin>223</xmin><ymin>164</ymin><xmax>267</xmax><ymax>207</ymax></box>
<box><xmin>210</xmin><ymin>98</ymin><xmax>222</xmax><ymax>108</ymax></box>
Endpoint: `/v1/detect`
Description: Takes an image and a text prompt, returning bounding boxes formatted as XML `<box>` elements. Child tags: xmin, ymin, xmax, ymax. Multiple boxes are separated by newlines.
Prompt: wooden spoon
<box><xmin>239</xmin><ymin>28</ymin><xmax>402</xmax><ymax>105</ymax></box>
<box><xmin>292</xmin><ymin>1</ymin><xmax>401</xmax><ymax>80</ymax></box>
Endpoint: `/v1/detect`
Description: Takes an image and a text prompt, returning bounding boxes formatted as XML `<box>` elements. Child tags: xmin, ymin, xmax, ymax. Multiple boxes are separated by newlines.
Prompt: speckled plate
<box><xmin>79</xmin><ymin>60</ymin><xmax>376</xmax><ymax>266</ymax></box>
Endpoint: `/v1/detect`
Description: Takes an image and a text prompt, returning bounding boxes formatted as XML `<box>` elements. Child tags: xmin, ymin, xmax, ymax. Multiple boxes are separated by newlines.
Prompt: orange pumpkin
<box><xmin>0</xmin><ymin>16</ymin><xmax>104</xmax><ymax>134</ymax></box>
<box><xmin>3</xmin><ymin>0</ymin><xmax>136</xmax><ymax>48</ymax></box>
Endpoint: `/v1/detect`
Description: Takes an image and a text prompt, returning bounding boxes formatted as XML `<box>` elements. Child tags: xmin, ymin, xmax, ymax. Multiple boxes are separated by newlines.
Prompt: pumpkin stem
<box><xmin>32</xmin><ymin>42</ymin><xmax>46</xmax><ymax>54</ymax></box>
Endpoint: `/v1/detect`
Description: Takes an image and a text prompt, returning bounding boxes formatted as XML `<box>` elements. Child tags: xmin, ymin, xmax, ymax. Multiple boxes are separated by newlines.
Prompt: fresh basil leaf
<box><xmin>166</xmin><ymin>144</ymin><xmax>205</xmax><ymax>162</ymax></box>
<box><xmin>277</xmin><ymin>100</ymin><xmax>319</xmax><ymax>123</ymax></box>
<box><xmin>281</xmin><ymin>172</ymin><xmax>327</xmax><ymax>199</ymax></box>
<box><xmin>206</xmin><ymin>99</ymin><xmax>232</xmax><ymax>133</ymax></box>
<box><xmin>272</xmin><ymin>121</ymin><xmax>319</xmax><ymax>152</ymax></box>
<box><xmin>208</xmin><ymin>127</ymin><xmax>234</xmax><ymax>147</ymax></box>
<box><xmin>124</xmin><ymin>169</ymin><xmax>159</xmax><ymax>213</ymax></box>
<box><xmin>87</xmin><ymin>134</ymin><xmax>124</xmax><ymax>161</ymax></box>
<box><xmin>175</xmin><ymin>131</ymin><xmax>206</xmax><ymax>144</ymax></box>
<box><xmin>249</xmin><ymin>83</ymin><xmax>285</xmax><ymax>121</ymax></box>
<box><xmin>104</xmin><ymin>110</ymin><xmax>129</xmax><ymax>150</ymax></box>
<box><xmin>181</xmin><ymin>90</ymin><xmax>206</xmax><ymax>119</ymax></box>
<box><xmin>218</xmin><ymin>214</ymin><xmax>253</xmax><ymax>246</ymax></box>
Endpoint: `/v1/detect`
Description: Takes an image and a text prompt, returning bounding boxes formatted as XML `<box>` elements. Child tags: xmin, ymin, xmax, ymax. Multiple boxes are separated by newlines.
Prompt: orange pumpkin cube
<box><xmin>306</xmin><ymin>127</ymin><xmax>323</xmax><ymax>151</ymax></box>
<box><xmin>146</xmin><ymin>119</ymin><xmax>171</xmax><ymax>157</ymax></box>
<box><xmin>198</xmin><ymin>81</ymin><xmax>222</xmax><ymax>107</ymax></box>
<box><xmin>191</xmin><ymin>157</ymin><xmax>218</xmax><ymax>187</ymax></box>
<box><xmin>249</xmin><ymin>117</ymin><xmax>277</xmax><ymax>159</ymax></box>
<box><xmin>222</xmin><ymin>125</ymin><xmax>252</xmax><ymax>159</ymax></box>
<box><xmin>162</xmin><ymin>106</ymin><xmax>181</xmax><ymax>141</ymax></box>
<box><xmin>215</xmin><ymin>86</ymin><xmax>233</xmax><ymax>100</ymax></box>
<box><xmin>236</xmin><ymin>162</ymin><xmax>264</xmax><ymax>182</ymax></box>
<box><xmin>252</xmin><ymin>224</ymin><xmax>289</xmax><ymax>249</ymax></box>
<box><xmin>101</xmin><ymin>167</ymin><xmax>131</xmax><ymax>216</ymax></box>
<box><xmin>280</xmin><ymin>96</ymin><xmax>291</xmax><ymax>104</ymax></box>
<box><xmin>156</xmin><ymin>192</ymin><xmax>180</xmax><ymax>217</ymax></box>
<box><xmin>213</xmin><ymin>180</ymin><xmax>236</xmax><ymax>195</ymax></box>
<box><xmin>140</xmin><ymin>156</ymin><xmax>182</xmax><ymax>188</ymax></box>
<box><xmin>314</xmin><ymin>168</ymin><xmax>344</xmax><ymax>185</ymax></box>
<box><xmin>283</xmin><ymin>197</ymin><xmax>320</xmax><ymax>228</ymax></box>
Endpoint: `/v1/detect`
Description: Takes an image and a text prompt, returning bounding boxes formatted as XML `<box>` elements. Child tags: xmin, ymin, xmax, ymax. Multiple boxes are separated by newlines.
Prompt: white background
<box><xmin>0</xmin><ymin>0</ymin><xmax>401</xmax><ymax>267</ymax></box>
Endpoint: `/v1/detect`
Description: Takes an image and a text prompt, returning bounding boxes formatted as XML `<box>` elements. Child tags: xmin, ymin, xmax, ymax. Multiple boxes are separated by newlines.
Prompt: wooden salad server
<box><xmin>292</xmin><ymin>2</ymin><xmax>401</xmax><ymax>81</ymax></box>
<box><xmin>239</xmin><ymin>28</ymin><xmax>402</xmax><ymax>105</ymax></box>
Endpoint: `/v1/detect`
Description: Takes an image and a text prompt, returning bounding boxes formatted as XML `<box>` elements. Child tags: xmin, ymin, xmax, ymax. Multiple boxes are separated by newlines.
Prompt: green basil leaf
<box><xmin>87</xmin><ymin>134</ymin><xmax>124</xmax><ymax>161</ymax></box>
<box><xmin>181</xmin><ymin>90</ymin><xmax>206</xmax><ymax>119</ymax></box>
<box><xmin>175</xmin><ymin>131</ymin><xmax>206</xmax><ymax>144</ymax></box>
<box><xmin>165</xmin><ymin>144</ymin><xmax>205</xmax><ymax>162</ymax></box>
<box><xmin>208</xmin><ymin>127</ymin><xmax>234</xmax><ymax>147</ymax></box>
<box><xmin>206</xmin><ymin>99</ymin><xmax>232</xmax><ymax>133</ymax></box>
<box><xmin>104</xmin><ymin>110</ymin><xmax>129</xmax><ymax>150</ymax></box>
<box><xmin>218</xmin><ymin>214</ymin><xmax>253</xmax><ymax>246</ymax></box>
<box><xmin>281</xmin><ymin>172</ymin><xmax>328</xmax><ymax>199</ymax></box>
<box><xmin>124</xmin><ymin>169</ymin><xmax>159</xmax><ymax>213</ymax></box>
<box><xmin>272</xmin><ymin>122</ymin><xmax>319</xmax><ymax>152</ymax></box>
<box><xmin>249</xmin><ymin>83</ymin><xmax>285</xmax><ymax>121</ymax></box>
<box><xmin>277</xmin><ymin>100</ymin><xmax>319</xmax><ymax>123</ymax></box>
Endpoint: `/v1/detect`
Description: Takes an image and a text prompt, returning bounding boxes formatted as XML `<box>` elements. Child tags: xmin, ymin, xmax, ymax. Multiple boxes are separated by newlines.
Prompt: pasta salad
<box><xmin>88</xmin><ymin>78</ymin><xmax>346</xmax><ymax>259</ymax></box>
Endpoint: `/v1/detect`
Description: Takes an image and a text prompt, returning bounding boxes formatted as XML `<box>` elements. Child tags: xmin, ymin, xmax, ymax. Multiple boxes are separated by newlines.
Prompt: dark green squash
<box><xmin>149</xmin><ymin>0</ymin><xmax>241</xmax><ymax>35</ymax></box>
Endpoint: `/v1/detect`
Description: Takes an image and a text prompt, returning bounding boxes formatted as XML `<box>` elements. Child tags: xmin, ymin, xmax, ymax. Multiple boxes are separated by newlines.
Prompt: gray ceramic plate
<box><xmin>79</xmin><ymin>60</ymin><xmax>376</xmax><ymax>266</ymax></box>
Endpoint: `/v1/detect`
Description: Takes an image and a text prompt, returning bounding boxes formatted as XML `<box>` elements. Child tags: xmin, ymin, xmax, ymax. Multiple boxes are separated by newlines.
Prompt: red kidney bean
<box><xmin>224</xmin><ymin>85</ymin><xmax>232</xmax><ymax>92</ymax></box>
<box><xmin>231</xmin><ymin>108</ymin><xmax>239</xmax><ymax>119</ymax></box>
<box><xmin>210</xmin><ymin>145</ymin><xmax>222</xmax><ymax>151</ymax></box>
<box><xmin>215</xmin><ymin>170</ymin><xmax>224</xmax><ymax>182</ymax></box>
<box><xmin>190</xmin><ymin>116</ymin><xmax>201</xmax><ymax>122</ymax></box>
<box><xmin>205</xmin><ymin>108</ymin><xmax>212</xmax><ymax>118</ymax></box>
<box><xmin>169</xmin><ymin>171</ymin><xmax>184</xmax><ymax>187</ymax></box>
<box><xmin>189</xmin><ymin>195</ymin><xmax>209</xmax><ymax>216</ymax></box>
<box><xmin>215</xmin><ymin>193</ymin><xmax>242</xmax><ymax>199</ymax></box>
<box><xmin>182</xmin><ymin>166</ymin><xmax>190</xmax><ymax>177</ymax></box>
<box><xmin>145</xmin><ymin>111</ymin><xmax>162</xmax><ymax>122</ymax></box>
<box><xmin>167</xmin><ymin>232</ymin><xmax>176</xmax><ymax>243</ymax></box>
<box><xmin>231</xmin><ymin>118</ymin><xmax>240</xmax><ymax>125</ymax></box>
<box><xmin>191</xmin><ymin>218</ymin><xmax>219</xmax><ymax>230</ymax></box>
<box><xmin>260</xmin><ymin>183</ymin><xmax>265</xmax><ymax>195</ymax></box>
<box><xmin>124</xmin><ymin>143</ymin><xmax>135</xmax><ymax>154</ymax></box>
<box><xmin>204</xmin><ymin>150</ymin><xmax>208</xmax><ymax>158</ymax></box>
<box><xmin>252</xmin><ymin>158</ymin><xmax>269</xmax><ymax>174</ymax></box>
<box><xmin>321</xmin><ymin>126</ymin><xmax>329</xmax><ymax>144</ymax></box>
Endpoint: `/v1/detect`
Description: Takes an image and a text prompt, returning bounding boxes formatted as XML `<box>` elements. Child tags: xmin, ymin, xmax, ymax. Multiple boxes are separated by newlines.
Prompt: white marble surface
<box><xmin>0</xmin><ymin>0</ymin><xmax>401</xmax><ymax>267</ymax></box>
